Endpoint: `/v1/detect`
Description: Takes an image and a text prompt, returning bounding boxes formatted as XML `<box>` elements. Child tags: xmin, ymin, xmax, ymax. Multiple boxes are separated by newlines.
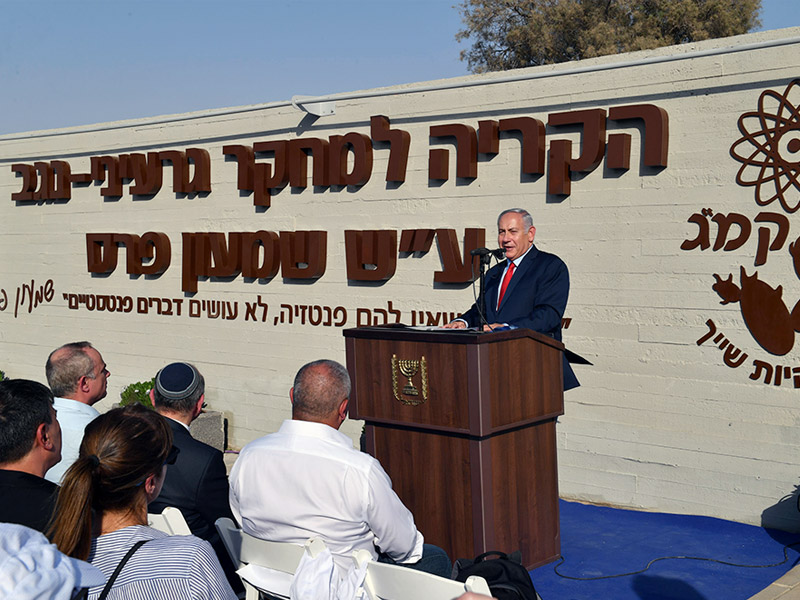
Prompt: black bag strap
<box><xmin>474</xmin><ymin>550</ymin><xmax>509</xmax><ymax>563</ymax></box>
<box><xmin>97</xmin><ymin>540</ymin><xmax>149</xmax><ymax>600</ymax></box>
<box><xmin>474</xmin><ymin>550</ymin><xmax>524</xmax><ymax>564</ymax></box>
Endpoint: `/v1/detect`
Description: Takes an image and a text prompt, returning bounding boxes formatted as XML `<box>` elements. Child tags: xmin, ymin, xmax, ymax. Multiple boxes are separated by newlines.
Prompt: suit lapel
<box><xmin>497</xmin><ymin>245</ymin><xmax>538</xmax><ymax>311</ymax></box>
<box><xmin>485</xmin><ymin>265</ymin><xmax>503</xmax><ymax>320</ymax></box>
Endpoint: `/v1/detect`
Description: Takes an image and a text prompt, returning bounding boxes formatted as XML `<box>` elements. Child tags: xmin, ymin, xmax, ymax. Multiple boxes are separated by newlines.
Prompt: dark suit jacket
<box><xmin>149</xmin><ymin>417</ymin><xmax>242</xmax><ymax>592</ymax></box>
<box><xmin>148</xmin><ymin>418</ymin><xmax>234</xmax><ymax>542</ymax></box>
<box><xmin>460</xmin><ymin>244</ymin><xmax>579</xmax><ymax>390</ymax></box>
<box><xmin>0</xmin><ymin>469</ymin><xmax>58</xmax><ymax>533</ymax></box>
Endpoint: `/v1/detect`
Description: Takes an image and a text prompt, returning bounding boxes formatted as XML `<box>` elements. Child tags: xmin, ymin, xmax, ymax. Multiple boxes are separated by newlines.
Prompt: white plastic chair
<box><xmin>352</xmin><ymin>549</ymin><xmax>492</xmax><ymax>600</ymax></box>
<box><xmin>215</xmin><ymin>517</ymin><xmax>326</xmax><ymax>600</ymax></box>
<box><xmin>147</xmin><ymin>506</ymin><xmax>192</xmax><ymax>536</ymax></box>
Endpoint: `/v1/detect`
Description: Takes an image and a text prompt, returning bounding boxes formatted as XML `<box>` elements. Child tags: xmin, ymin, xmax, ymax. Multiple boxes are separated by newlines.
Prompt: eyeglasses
<box><xmin>201</xmin><ymin>402</ymin><xmax>207</xmax><ymax>410</ymax></box>
<box><xmin>85</xmin><ymin>366</ymin><xmax>109</xmax><ymax>380</ymax></box>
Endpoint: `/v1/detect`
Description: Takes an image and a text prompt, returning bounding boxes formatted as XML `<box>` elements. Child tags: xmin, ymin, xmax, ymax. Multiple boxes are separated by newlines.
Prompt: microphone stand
<box><xmin>476</xmin><ymin>252</ymin><xmax>493</xmax><ymax>330</ymax></box>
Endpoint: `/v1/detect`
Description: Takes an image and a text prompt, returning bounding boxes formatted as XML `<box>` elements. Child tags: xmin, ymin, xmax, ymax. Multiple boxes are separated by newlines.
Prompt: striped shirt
<box><xmin>87</xmin><ymin>525</ymin><xmax>236</xmax><ymax>600</ymax></box>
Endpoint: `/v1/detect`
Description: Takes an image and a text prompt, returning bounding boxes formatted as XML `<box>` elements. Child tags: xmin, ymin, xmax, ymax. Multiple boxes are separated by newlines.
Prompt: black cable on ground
<box><xmin>553</xmin><ymin>540</ymin><xmax>800</xmax><ymax>581</ymax></box>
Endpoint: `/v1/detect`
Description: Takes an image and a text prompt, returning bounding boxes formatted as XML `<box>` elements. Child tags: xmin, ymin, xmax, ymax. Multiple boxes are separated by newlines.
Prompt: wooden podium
<box><xmin>343</xmin><ymin>326</ymin><xmax>565</xmax><ymax>569</ymax></box>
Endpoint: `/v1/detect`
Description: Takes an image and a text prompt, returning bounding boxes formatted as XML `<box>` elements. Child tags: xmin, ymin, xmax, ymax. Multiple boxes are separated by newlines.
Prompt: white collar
<box><xmin>53</xmin><ymin>396</ymin><xmax>100</xmax><ymax>416</ymax></box>
<box><xmin>508</xmin><ymin>243</ymin><xmax>533</xmax><ymax>268</ymax></box>
<box><xmin>164</xmin><ymin>415</ymin><xmax>191</xmax><ymax>432</ymax></box>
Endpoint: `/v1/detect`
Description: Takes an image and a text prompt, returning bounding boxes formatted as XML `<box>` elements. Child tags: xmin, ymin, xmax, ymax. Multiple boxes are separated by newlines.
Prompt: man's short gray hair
<box><xmin>292</xmin><ymin>360</ymin><xmax>351</xmax><ymax>419</ymax></box>
<box><xmin>45</xmin><ymin>342</ymin><xmax>95</xmax><ymax>397</ymax></box>
<box><xmin>498</xmin><ymin>208</ymin><xmax>533</xmax><ymax>230</ymax></box>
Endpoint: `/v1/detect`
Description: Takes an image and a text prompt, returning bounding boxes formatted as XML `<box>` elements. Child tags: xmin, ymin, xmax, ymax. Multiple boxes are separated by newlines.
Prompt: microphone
<box><xmin>470</xmin><ymin>247</ymin><xmax>506</xmax><ymax>258</ymax></box>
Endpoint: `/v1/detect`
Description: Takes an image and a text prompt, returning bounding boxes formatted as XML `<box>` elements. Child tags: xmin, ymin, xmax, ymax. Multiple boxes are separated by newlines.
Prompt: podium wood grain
<box><xmin>345</xmin><ymin>327</ymin><xmax>564</xmax><ymax>568</ymax></box>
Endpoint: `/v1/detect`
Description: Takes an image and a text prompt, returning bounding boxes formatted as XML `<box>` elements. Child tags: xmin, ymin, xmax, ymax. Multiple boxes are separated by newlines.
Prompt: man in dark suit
<box><xmin>445</xmin><ymin>208</ymin><xmax>579</xmax><ymax>390</ymax></box>
<box><xmin>0</xmin><ymin>379</ymin><xmax>62</xmax><ymax>532</ymax></box>
<box><xmin>147</xmin><ymin>361</ymin><xmax>240</xmax><ymax>592</ymax></box>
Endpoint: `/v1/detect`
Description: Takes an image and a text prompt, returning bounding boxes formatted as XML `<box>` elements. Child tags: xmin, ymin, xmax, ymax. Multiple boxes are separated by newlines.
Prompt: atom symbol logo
<box><xmin>730</xmin><ymin>79</ymin><xmax>800</xmax><ymax>214</ymax></box>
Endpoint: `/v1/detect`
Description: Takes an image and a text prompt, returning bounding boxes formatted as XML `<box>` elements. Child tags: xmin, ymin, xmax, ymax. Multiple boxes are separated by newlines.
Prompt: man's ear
<box><xmin>194</xmin><ymin>394</ymin><xmax>205</xmax><ymax>417</ymax></box>
<box><xmin>529</xmin><ymin>225</ymin><xmax>536</xmax><ymax>243</ymax></box>
<box><xmin>289</xmin><ymin>387</ymin><xmax>295</xmax><ymax>405</ymax></box>
<box><xmin>78</xmin><ymin>375</ymin><xmax>91</xmax><ymax>394</ymax></box>
<box><xmin>36</xmin><ymin>422</ymin><xmax>55</xmax><ymax>451</ymax></box>
<box><xmin>149</xmin><ymin>388</ymin><xmax>156</xmax><ymax>407</ymax></box>
<box><xmin>338</xmin><ymin>398</ymin><xmax>349</xmax><ymax>422</ymax></box>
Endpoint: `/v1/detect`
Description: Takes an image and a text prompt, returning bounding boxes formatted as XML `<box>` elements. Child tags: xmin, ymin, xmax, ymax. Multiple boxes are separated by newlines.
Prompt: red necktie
<box><xmin>497</xmin><ymin>262</ymin><xmax>516</xmax><ymax>308</ymax></box>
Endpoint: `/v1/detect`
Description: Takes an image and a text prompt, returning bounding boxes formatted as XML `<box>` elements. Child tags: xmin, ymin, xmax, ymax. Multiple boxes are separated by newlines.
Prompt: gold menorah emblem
<box><xmin>398</xmin><ymin>359</ymin><xmax>420</xmax><ymax>396</ymax></box>
<box><xmin>391</xmin><ymin>354</ymin><xmax>428</xmax><ymax>406</ymax></box>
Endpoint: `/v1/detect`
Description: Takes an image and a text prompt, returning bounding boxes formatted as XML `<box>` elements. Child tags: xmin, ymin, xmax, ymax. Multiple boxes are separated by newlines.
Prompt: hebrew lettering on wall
<box><xmin>683</xmin><ymin>80</ymin><xmax>800</xmax><ymax>387</ymax></box>
<box><xmin>88</xmin><ymin>229</ymin><xmax>487</xmax><ymax>293</ymax></box>
<box><xmin>12</xmin><ymin>105</ymin><xmax>668</xmax><ymax>206</ymax></box>
<box><xmin>0</xmin><ymin>278</ymin><xmax>568</xmax><ymax>338</ymax></box>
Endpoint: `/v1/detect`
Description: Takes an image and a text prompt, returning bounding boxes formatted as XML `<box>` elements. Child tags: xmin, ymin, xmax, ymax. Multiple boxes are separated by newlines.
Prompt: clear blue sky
<box><xmin>0</xmin><ymin>0</ymin><xmax>797</xmax><ymax>136</ymax></box>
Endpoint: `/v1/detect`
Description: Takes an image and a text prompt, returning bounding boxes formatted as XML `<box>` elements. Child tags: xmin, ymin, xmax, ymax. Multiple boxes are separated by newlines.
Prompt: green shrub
<box><xmin>0</xmin><ymin>370</ymin><xmax>5</xmax><ymax>381</ymax></box>
<box><xmin>120</xmin><ymin>378</ymin><xmax>155</xmax><ymax>409</ymax></box>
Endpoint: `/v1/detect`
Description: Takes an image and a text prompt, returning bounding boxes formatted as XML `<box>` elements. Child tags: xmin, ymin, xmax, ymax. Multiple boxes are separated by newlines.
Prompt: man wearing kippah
<box><xmin>147</xmin><ymin>361</ymin><xmax>241</xmax><ymax>593</ymax></box>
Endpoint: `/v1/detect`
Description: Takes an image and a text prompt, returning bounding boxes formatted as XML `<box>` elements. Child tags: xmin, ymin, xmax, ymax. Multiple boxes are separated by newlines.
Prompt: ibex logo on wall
<box><xmin>684</xmin><ymin>80</ymin><xmax>800</xmax><ymax>388</ymax></box>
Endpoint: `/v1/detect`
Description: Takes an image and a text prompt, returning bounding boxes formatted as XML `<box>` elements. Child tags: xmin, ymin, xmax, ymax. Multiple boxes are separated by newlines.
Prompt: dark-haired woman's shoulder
<box><xmin>88</xmin><ymin>525</ymin><xmax>236</xmax><ymax>599</ymax></box>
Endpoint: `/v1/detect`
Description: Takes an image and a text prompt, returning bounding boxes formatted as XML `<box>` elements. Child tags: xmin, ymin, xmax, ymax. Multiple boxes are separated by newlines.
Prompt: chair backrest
<box><xmin>147</xmin><ymin>507</ymin><xmax>192</xmax><ymax>536</ymax></box>
<box><xmin>215</xmin><ymin>517</ymin><xmax>244</xmax><ymax>568</ymax></box>
<box><xmin>214</xmin><ymin>518</ymin><xmax>327</xmax><ymax>600</ymax></box>
<box><xmin>353</xmin><ymin>549</ymin><xmax>492</xmax><ymax>600</ymax></box>
<box><xmin>239</xmin><ymin>530</ymin><xmax>327</xmax><ymax>574</ymax></box>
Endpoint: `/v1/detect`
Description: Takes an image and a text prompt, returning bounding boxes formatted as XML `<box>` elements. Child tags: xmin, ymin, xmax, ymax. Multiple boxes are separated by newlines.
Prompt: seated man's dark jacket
<box><xmin>148</xmin><ymin>417</ymin><xmax>234</xmax><ymax>542</ymax></box>
<box><xmin>0</xmin><ymin>469</ymin><xmax>58</xmax><ymax>533</ymax></box>
<box><xmin>148</xmin><ymin>417</ymin><xmax>241</xmax><ymax>592</ymax></box>
<box><xmin>459</xmin><ymin>244</ymin><xmax>579</xmax><ymax>390</ymax></box>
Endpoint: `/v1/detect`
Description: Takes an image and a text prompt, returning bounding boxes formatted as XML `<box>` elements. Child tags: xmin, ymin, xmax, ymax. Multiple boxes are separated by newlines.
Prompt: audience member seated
<box><xmin>147</xmin><ymin>361</ymin><xmax>241</xmax><ymax>593</ymax></box>
<box><xmin>45</xmin><ymin>341</ymin><xmax>110</xmax><ymax>483</ymax></box>
<box><xmin>229</xmin><ymin>359</ymin><xmax>451</xmax><ymax>578</ymax></box>
<box><xmin>48</xmin><ymin>404</ymin><xmax>237</xmax><ymax>599</ymax></box>
<box><xmin>0</xmin><ymin>379</ymin><xmax>61</xmax><ymax>532</ymax></box>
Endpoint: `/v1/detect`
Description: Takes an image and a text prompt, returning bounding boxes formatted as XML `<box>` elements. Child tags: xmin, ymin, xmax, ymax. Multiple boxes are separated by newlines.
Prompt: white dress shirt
<box><xmin>229</xmin><ymin>419</ymin><xmax>424</xmax><ymax>574</ymax></box>
<box><xmin>46</xmin><ymin>397</ymin><xmax>100</xmax><ymax>484</ymax></box>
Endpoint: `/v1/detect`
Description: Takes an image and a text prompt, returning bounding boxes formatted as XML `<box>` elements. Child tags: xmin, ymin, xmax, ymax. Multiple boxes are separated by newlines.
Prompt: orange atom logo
<box><xmin>730</xmin><ymin>79</ymin><xmax>800</xmax><ymax>214</ymax></box>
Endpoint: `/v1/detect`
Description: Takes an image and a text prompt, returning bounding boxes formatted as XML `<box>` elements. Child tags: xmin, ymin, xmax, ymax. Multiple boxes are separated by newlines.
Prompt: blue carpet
<box><xmin>529</xmin><ymin>500</ymin><xmax>800</xmax><ymax>600</ymax></box>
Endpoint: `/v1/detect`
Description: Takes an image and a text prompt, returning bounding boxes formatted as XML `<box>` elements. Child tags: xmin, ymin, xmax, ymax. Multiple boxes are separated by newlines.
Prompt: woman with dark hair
<box><xmin>48</xmin><ymin>405</ymin><xmax>236</xmax><ymax>599</ymax></box>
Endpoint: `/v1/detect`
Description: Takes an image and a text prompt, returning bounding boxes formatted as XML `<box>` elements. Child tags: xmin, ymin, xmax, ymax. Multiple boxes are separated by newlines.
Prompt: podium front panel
<box><xmin>367</xmin><ymin>425</ymin><xmax>475</xmax><ymax>558</ymax></box>
<box><xmin>345</xmin><ymin>326</ymin><xmax>564</xmax><ymax>568</ymax></box>
<box><xmin>347</xmin><ymin>336</ymin><xmax>474</xmax><ymax>432</ymax></box>
<box><xmin>485</xmin><ymin>420</ymin><xmax>560</xmax><ymax>568</ymax></box>
<box><xmin>366</xmin><ymin>419</ymin><xmax>560</xmax><ymax>569</ymax></box>
<box><xmin>488</xmin><ymin>336</ymin><xmax>563</xmax><ymax>429</ymax></box>
<box><xmin>346</xmin><ymin>327</ymin><xmax>565</xmax><ymax>436</ymax></box>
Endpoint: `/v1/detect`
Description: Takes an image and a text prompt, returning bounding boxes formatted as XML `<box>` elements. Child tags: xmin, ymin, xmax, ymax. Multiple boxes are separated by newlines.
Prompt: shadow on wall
<box><xmin>761</xmin><ymin>482</ymin><xmax>800</xmax><ymax>533</ymax></box>
<box><xmin>632</xmin><ymin>574</ymin><xmax>707</xmax><ymax>600</ymax></box>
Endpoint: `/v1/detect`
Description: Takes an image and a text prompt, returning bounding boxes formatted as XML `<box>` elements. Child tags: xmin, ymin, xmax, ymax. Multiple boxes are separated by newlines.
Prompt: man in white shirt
<box><xmin>229</xmin><ymin>359</ymin><xmax>450</xmax><ymax>577</ymax></box>
<box><xmin>44</xmin><ymin>341</ymin><xmax>109</xmax><ymax>483</ymax></box>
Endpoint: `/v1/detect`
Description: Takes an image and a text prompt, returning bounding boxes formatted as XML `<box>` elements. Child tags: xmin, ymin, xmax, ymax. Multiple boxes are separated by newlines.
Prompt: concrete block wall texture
<box><xmin>2</xmin><ymin>27</ymin><xmax>800</xmax><ymax>529</ymax></box>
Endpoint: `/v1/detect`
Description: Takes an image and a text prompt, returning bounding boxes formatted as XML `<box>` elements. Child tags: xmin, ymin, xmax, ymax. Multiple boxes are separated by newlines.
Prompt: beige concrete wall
<box><xmin>3</xmin><ymin>27</ymin><xmax>800</xmax><ymax>529</ymax></box>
